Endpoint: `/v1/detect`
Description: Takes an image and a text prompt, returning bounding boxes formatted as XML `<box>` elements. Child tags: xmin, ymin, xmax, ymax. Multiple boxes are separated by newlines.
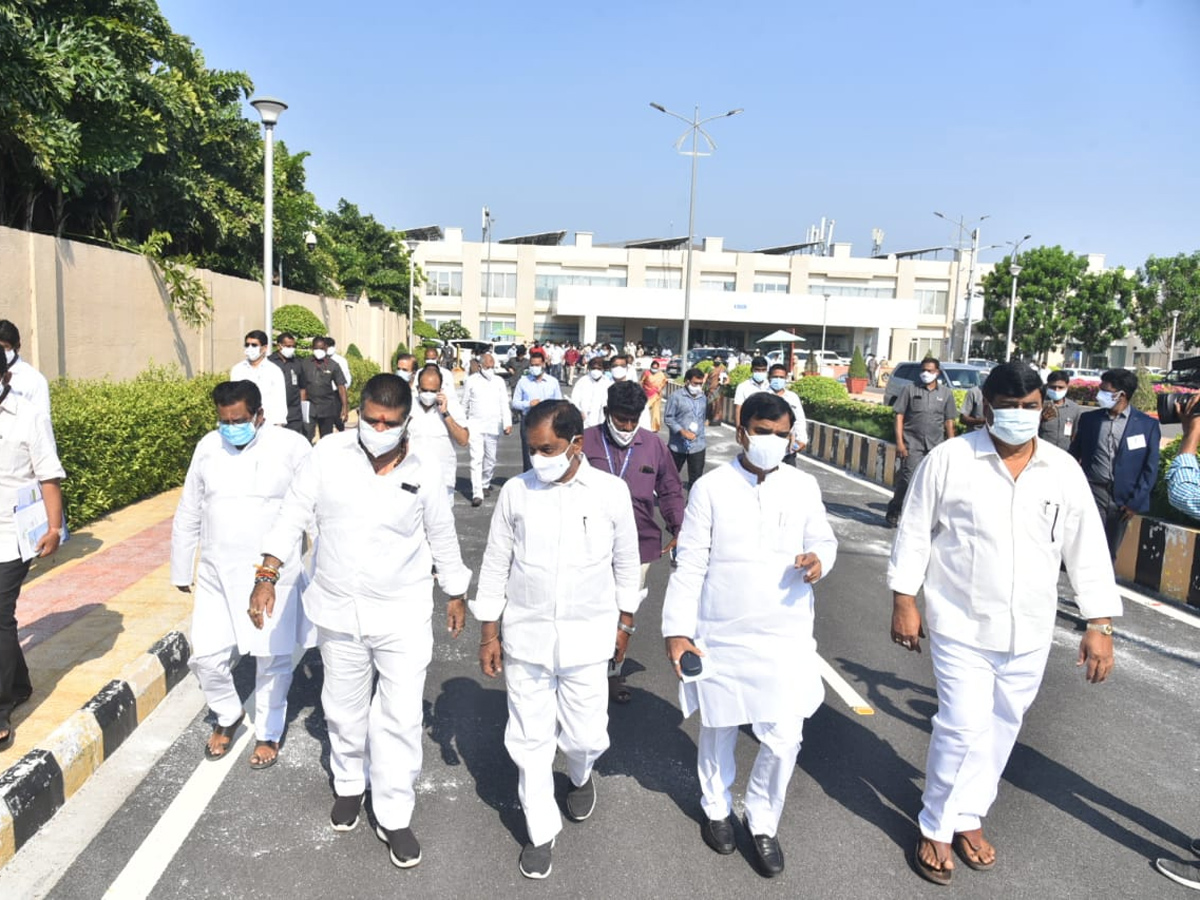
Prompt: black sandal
<box><xmin>203</xmin><ymin>713</ymin><xmax>244</xmax><ymax>761</ymax></box>
<box><xmin>249</xmin><ymin>740</ymin><xmax>279</xmax><ymax>770</ymax></box>
<box><xmin>608</xmin><ymin>676</ymin><xmax>632</xmax><ymax>705</ymax></box>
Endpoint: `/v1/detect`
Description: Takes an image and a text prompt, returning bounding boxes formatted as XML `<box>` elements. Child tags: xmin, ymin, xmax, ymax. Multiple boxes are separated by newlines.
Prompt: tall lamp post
<box><xmin>1168</xmin><ymin>309</ymin><xmax>1181</xmax><ymax>371</ymax></box>
<box><xmin>1004</xmin><ymin>234</ymin><xmax>1032</xmax><ymax>362</ymax></box>
<box><xmin>250</xmin><ymin>96</ymin><xmax>287</xmax><ymax>338</ymax></box>
<box><xmin>482</xmin><ymin>207</ymin><xmax>494</xmax><ymax>343</ymax></box>
<box><xmin>650</xmin><ymin>102</ymin><xmax>742</xmax><ymax>360</ymax></box>
<box><xmin>406</xmin><ymin>239</ymin><xmax>420</xmax><ymax>354</ymax></box>
<box><xmin>820</xmin><ymin>292</ymin><xmax>830</xmax><ymax>359</ymax></box>
<box><xmin>934</xmin><ymin>212</ymin><xmax>989</xmax><ymax>360</ymax></box>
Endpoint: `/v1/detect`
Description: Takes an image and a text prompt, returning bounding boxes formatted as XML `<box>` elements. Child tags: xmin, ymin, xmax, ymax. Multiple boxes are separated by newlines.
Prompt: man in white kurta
<box><xmin>461</xmin><ymin>352</ymin><xmax>512</xmax><ymax>505</ymax></box>
<box><xmin>569</xmin><ymin>357</ymin><xmax>610</xmax><ymax>428</ymax></box>
<box><xmin>407</xmin><ymin>364</ymin><xmax>468</xmax><ymax>502</ymax></box>
<box><xmin>662</xmin><ymin>391</ymin><xmax>837</xmax><ymax>878</ymax></box>
<box><xmin>0</xmin><ymin>321</ymin><xmax>50</xmax><ymax>415</ymax></box>
<box><xmin>171</xmin><ymin>380</ymin><xmax>313</xmax><ymax>766</ymax></box>
<box><xmin>473</xmin><ymin>400</ymin><xmax>640</xmax><ymax>880</ymax></box>
<box><xmin>888</xmin><ymin>361</ymin><xmax>1121</xmax><ymax>885</ymax></box>
<box><xmin>255</xmin><ymin>374</ymin><xmax>470</xmax><ymax>869</ymax></box>
<box><xmin>230</xmin><ymin>329</ymin><xmax>288</xmax><ymax>426</ymax></box>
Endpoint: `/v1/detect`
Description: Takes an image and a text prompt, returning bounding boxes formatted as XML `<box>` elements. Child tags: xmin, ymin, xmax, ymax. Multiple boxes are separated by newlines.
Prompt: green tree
<box><xmin>1129</xmin><ymin>251</ymin><xmax>1200</xmax><ymax>351</ymax></box>
<box><xmin>324</xmin><ymin>199</ymin><xmax>417</xmax><ymax>314</ymax></box>
<box><xmin>978</xmin><ymin>246</ymin><xmax>1089</xmax><ymax>361</ymax></box>
<box><xmin>438</xmin><ymin>320</ymin><xmax>471</xmax><ymax>341</ymax></box>
<box><xmin>1064</xmin><ymin>267</ymin><xmax>1136</xmax><ymax>357</ymax></box>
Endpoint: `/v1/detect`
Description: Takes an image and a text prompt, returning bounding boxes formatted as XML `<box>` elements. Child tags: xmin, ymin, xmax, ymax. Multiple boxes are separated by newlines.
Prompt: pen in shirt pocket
<box><xmin>1042</xmin><ymin>500</ymin><xmax>1060</xmax><ymax>543</ymax></box>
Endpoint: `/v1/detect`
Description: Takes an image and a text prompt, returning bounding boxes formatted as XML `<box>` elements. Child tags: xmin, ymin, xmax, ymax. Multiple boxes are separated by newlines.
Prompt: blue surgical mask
<box><xmin>769</xmin><ymin>377</ymin><xmax>787</xmax><ymax>392</ymax></box>
<box><xmin>1047</xmin><ymin>387</ymin><xmax>1067</xmax><ymax>402</ymax></box>
<box><xmin>218</xmin><ymin>421</ymin><xmax>257</xmax><ymax>448</ymax></box>
<box><xmin>988</xmin><ymin>408</ymin><xmax>1041</xmax><ymax>446</ymax></box>
<box><xmin>1096</xmin><ymin>390</ymin><xmax>1118</xmax><ymax>409</ymax></box>
<box><xmin>751</xmin><ymin>371</ymin><xmax>767</xmax><ymax>384</ymax></box>
<box><xmin>528</xmin><ymin>365</ymin><xmax>543</xmax><ymax>378</ymax></box>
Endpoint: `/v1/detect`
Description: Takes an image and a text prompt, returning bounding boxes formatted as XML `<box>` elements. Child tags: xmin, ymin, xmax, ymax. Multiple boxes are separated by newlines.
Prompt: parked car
<box><xmin>667</xmin><ymin>347</ymin><xmax>738</xmax><ymax>378</ymax></box>
<box><xmin>883</xmin><ymin>362</ymin><xmax>989</xmax><ymax>406</ymax></box>
<box><xmin>1058</xmin><ymin>368</ymin><xmax>1103</xmax><ymax>385</ymax></box>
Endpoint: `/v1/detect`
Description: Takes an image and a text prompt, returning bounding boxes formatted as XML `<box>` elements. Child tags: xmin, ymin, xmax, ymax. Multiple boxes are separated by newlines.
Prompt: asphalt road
<box><xmin>6</xmin><ymin>416</ymin><xmax>1199</xmax><ymax>899</ymax></box>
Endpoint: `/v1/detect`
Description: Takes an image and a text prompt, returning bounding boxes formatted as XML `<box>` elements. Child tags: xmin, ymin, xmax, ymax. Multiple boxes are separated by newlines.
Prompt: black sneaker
<box><xmin>375</xmin><ymin>824</ymin><xmax>422</xmax><ymax>868</ymax></box>
<box><xmin>1157</xmin><ymin>858</ymin><xmax>1200</xmax><ymax>890</ymax></box>
<box><xmin>565</xmin><ymin>776</ymin><xmax>596</xmax><ymax>822</ymax></box>
<box><xmin>746</xmin><ymin>818</ymin><xmax>784</xmax><ymax>877</ymax></box>
<box><xmin>701</xmin><ymin>815</ymin><xmax>736</xmax><ymax>855</ymax></box>
<box><xmin>330</xmin><ymin>793</ymin><xmax>363</xmax><ymax>832</ymax></box>
<box><xmin>519</xmin><ymin>839</ymin><xmax>554</xmax><ymax>879</ymax></box>
<box><xmin>471</xmin><ymin>497</ymin><xmax>483</xmax><ymax>507</ymax></box>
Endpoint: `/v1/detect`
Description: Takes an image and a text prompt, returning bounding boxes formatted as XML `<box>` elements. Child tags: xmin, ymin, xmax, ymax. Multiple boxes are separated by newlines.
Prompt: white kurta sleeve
<box><xmin>472</xmin><ymin>483</ymin><xmax>517</xmax><ymax>622</ymax></box>
<box><xmin>262</xmin><ymin>451</ymin><xmax>318</xmax><ymax>563</ymax></box>
<box><xmin>803</xmin><ymin>479</ymin><xmax>838</xmax><ymax>578</ymax></box>
<box><xmin>264</xmin><ymin>364</ymin><xmax>288</xmax><ymax>426</ymax></box>
<box><xmin>609</xmin><ymin>479</ymin><xmax>642</xmax><ymax>614</ymax></box>
<box><xmin>420</xmin><ymin>470</ymin><xmax>471</xmax><ymax>596</ymax></box>
<box><xmin>661</xmin><ymin>475</ymin><xmax>715</xmax><ymax>638</ymax></box>
<box><xmin>499</xmin><ymin>381</ymin><xmax>513</xmax><ymax>430</ymax></box>
<box><xmin>886</xmin><ymin>449</ymin><xmax>942</xmax><ymax>596</ymax></box>
<box><xmin>170</xmin><ymin>443</ymin><xmax>205</xmax><ymax>586</ymax></box>
<box><xmin>1060</xmin><ymin>463</ymin><xmax>1123</xmax><ymax>620</ymax></box>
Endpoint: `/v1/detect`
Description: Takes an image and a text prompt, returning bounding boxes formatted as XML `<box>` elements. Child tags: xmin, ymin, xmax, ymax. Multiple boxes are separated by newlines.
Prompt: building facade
<box><xmin>411</xmin><ymin>227</ymin><xmax>966</xmax><ymax>361</ymax></box>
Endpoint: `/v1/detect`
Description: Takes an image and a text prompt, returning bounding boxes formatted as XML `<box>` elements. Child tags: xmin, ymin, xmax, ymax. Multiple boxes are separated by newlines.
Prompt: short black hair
<box><xmin>684</xmin><ymin>367</ymin><xmax>705</xmax><ymax>382</ymax></box>
<box><xmin>611</xmin><ymin>354</ymin><xmax>628</xmax><ymax>366</ymax></box>
<box><xmin>982</xmin><ymin>361</ymin><xmax>1044</xmax><ymax>403</ymax></box>
<box><xmin>360</xmin><ymin>373</ymin><xmax>411</xmax><ymax>415</ymax></box>
<box><xmin>244</xmin><ymin>329</ymin><xmax>268</xmax><ymax>346</ymax></box>
<box><xmin>324</xmin><ymin>336</ymin><xmax>336</xmax><ymax>347</ymax></box>
<box><xmin>921</xmin><ymin>357</ymin><xmax>941</xmax><ymax>370</ymax></box>
<box><xmin>394</xmin><ymin>353</ymin><xmax>416</xmax><ymax>366</ymax></box>
<box><xmin>0</xmin><ymin>320</ymin><xmax>21</xmax><ymax>349</ymax></box>
<box><xmin>277</xmin><ymin>331</ymin><xmax>296</xmax><ymax>343</ymax></box>
<box><xmin>1046</xmin><ymin>370</ymin><xmax>1070</xmax><ymax>386</ymax></box>
<box><xmin>769</xmin><ymin>363</ymin><xmax>787</xmax><ymax>376</ymax></box>
<box><xmin>529</xmin><ymin>349</ymin><xmax>546</xmax><ymax>363</ymax></box>
<box><xmin>751</xmin><ymin>356</ymin><xmax>769</xmax><ymax>369</ymax></box>
<box><xmin>417</xmin><ymin>363</ymin><xmax>443</xmax><ymax>389</ymax></box>
<box><xmin>212</xmin><ymin>380</ymin><xmax>262</xmax><ymax>413</ymax></box>
<box><xmin>587</xmin><ymin>356</ymin><xmax>607</xmax><ymax>370</ymax></box>
<box><xmin>606</xmin><ymin>381</ymin><xmax>647</xmax><ymax>417</ymax></box>
<box><xmin>311</xmin><ymin>335</ymin><xmax>329</xmax><ymax>349</ymax></box>
<box><xmin>524</xmin><ymin>398</ymin><xmax>583</xmax><ymax>441</ymax></box>
<box><xmin>1102</xmin><ymin>368</ymin><xmax>1138</xmax><ymax>397</ymax></box>
<box><xmin>740</xmin><ymin>390</ymin><xmax>794</xmax><ymax>427</ymax></box>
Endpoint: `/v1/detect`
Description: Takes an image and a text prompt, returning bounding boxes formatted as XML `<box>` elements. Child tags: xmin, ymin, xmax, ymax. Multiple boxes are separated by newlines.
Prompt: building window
<box><xmin>914</xmin><ymin>289</ymin><xmax>949</xmax><ymax>316</ymax></box>
<box><xmin>482</xmin><ymin>271</ymin><xmax>518</xmax><ymax>299</ymax></box>
<box><xmin>701</xmin><ymin>272</ymin><xmax>737</xmax><ymax>292</ymax></box>
<box><xmin>645</xmin><ymin>267</ymin><xmax>682</xmax><ymax>289</ymax></box>
<box><xmin>425</xmin><ymin>266</ymin><xmax>463</xmax><ymax>297</ymax></box>
<box><xmin>907</xmin><ymin>337</ymin><xmax>946</xmax><ymax>360</ymax></box>
<box><xmin>534</xmin><ymin>267</ymin><xmax>627</xmax><ymax>301</ymax></box>
<box><xmin>480</xmin><ymin>315</ymin><xmax>517</xmax><ymax>340</ymax></box>
<box><xmin>753</xmin><ymin>273</ymin><xmax>789</xmax><ymax>293</ymax></box>
<box><xmin>807</xmin><ymin>282</ymin><xmax>896</xmax><ymax>299</ymax></box>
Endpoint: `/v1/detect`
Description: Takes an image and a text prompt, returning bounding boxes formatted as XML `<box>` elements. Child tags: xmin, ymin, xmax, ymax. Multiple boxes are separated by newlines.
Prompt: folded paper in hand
<box><xmin>14</xmin><ymin>480</ymin><xmax>49</xmax><ymax>562</ymax></box>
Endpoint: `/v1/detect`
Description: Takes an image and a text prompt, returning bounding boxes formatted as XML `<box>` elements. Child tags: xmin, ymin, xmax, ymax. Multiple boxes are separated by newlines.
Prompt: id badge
<box><xmin>1064</xmin><ymin>420</ymin><xmax>1073</xmax><ymax>437</ymax></box>
<box><xmin>689</xmin><ymin>421</ymin><xmax>699</xmax><ymax>432</ymax></box>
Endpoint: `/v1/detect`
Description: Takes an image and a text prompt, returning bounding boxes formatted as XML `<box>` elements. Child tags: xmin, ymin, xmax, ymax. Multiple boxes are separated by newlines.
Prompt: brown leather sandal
<box><xmin>203</xmin><ymin>713</ymin><xmax>244</xmax><ymax>761</ymax></box>
<box><xmin>914</xmin><ymin>838</ymin><xmax>953</xmax><ymax>886</ymax></box>
<box><xmin>953</xmin><ymin>831</ymin><xmax>996</xmax><ymax>871</ymax></box>
<box><xmin>249</xmin><ymin>740</ymin><xmax>279</xmax><ymax>770</ymax></box>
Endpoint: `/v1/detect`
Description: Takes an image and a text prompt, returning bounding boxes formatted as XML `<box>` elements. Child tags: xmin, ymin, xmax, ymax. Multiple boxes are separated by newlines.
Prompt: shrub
<box><xmin>793</xmin><ymin>376</ymin><xmax>847</xmax><ymax>404</ymax></box>
<box><xmin>272</xmin><ymin>304</ymin><xmax>326</xmax><ymax>344</ymax></box>
<box><xmin>346</xmin><ymin>357</ymin><xmax>382</xmax><ymax>409</ymax></box>
<box><xmin>1132</xmin><ymin>367</ymin><xmax>1156</xmax><ymax>413</ymax></box>
<box><xmin>802</xmin><ymin>397</ymin><xmax>895</xmax><ymax>440</ymax></box>
<box><xmin>345</xmin><ymin>343</ymin><xmax>363</xmax><ymax>359</ymax></box>
<box><xmin>391</xmin><ymin>343</ymin><xmax>409</xmax><ymax>368</ymax></box>
<box><xmin>1067</xmin><ymin>382</ymin><xmax>1099</xmax><ymax>404</ymax></box>
<box><xmin>50</xmin><ymin>367</ymin><xmax>223</xmax><ymax>530</ymax></box>
<box><xmin>414</xmin><ymin>320</ymin><xmax>439</xmax><ymax>341</ymax></box>
<box><xmin>848</xmin><ymin>346</ymin><xmax>868</xmax><ymax>379</ymax></box>
<box><xmin>696</xmin><ymin>360</ymin><xmax>715</xmax><ymax>375</ymax></box>
<box><xmin>726</xmin><ymin>364</ymin><xmax>751</xmax><ymax>396</ymax></box>
<box><xmin>438</xmin><ymin>321</ymin><xmax>471</xmax><ymax>341</ymax></box>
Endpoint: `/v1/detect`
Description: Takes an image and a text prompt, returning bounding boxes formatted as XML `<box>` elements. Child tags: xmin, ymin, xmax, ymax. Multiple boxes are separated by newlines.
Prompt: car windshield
<box><xmin>943</xmin><ymin>368</ymin><xmax>981</xmax><ymax>387</ymax></box>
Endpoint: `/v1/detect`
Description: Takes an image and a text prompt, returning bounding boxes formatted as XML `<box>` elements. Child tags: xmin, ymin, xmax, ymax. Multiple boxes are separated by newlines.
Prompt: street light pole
<box><xmin>1004</xmin><ymin>234</ymin><xmax>1032</xmax><ymax>363</ymax></box>
<box><xmin>821</xmin><ymin>292</ymin><xmax>830</xmax><ymax>359</ymax></box>
<box><xmin>482</xmin><ymin>207</ymin><xmax>493</xmax><ymax>343</ymax></box>
<box><xmin>934</xmin><ymin>212</ymin><xmax>989</xmax><ymax>361</ymax></box>
<box><xmin>250</xmin><ymin>96</ymin><xmax>287</xmax><ymax>338</ymax></box>
<box><xmin>406</xmin><ymin>239</ymin><xmax>420</xmax><ymax>354</ymax></box>
<box><xmin>650</xmin><ymin>102</ymin><xmax>742</xmax><ymax>359</ymax></box>
<box><xmin>1169</xmin><ymin>309</ymin><xmax>1181</xmax><ymax>371</ymax></box>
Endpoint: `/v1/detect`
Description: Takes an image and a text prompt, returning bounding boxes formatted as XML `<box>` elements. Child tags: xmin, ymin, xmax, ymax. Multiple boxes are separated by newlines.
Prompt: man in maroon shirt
<box><xmin>582</xmin><ymin>381</ymin><xmax>685</xmax><ymax>704</ymax></box>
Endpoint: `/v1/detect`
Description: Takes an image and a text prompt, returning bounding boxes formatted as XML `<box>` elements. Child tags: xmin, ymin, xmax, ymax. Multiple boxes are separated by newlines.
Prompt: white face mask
<box><xmin>530</xmin><ymin>445</ymin><xmax>575</xmax><ymax>483</ymax></box>
<box><xmin>481</xmin><ymin>367</ymin><xmax>493</xmax><ymax>379</ymax></box>
<box><xmin>279</xmin><ymin>346</ymin><xmax>296</xmax><ymax>359</ymax></box>
<box><xmin>528</xmin><ymin>365</ymin><xmax>544</xmax><ymax>378</ymax></box>
<box><xmin>687</xmin><ymin>383</ymin><xmax>703</xmax><ymax>396</ymax></box>
<box><xmin>396</xmin><ymin>369</ymin><xmax>412</xmax><ymax>382</ymax></box>
<box><xmin>4</xmin><ymin>349</ymin><xmax>15</xmax><ymax>365</ymax></box>
<box><xmin>418</xmin><ymin>390</ymin><xmax>438</xmax><ymax>408</ymax></box>
<box><xmin>1096</xmin><ymin>390</ymin><xmax>1118</xmax><ymax>409</ymax></box>
<box><xmin>589</xmin><ymin>368</ymin><xmax>604</xmax><ymax>381</ymax></box>
<box><xmin>313</xmin><ymin>349</ymin><xmax>327</xmax><ymax>360</ymax></box>
<box><xmin>244</xmin><ymin>344</ymin><xmax>263</xmax><ymax>361</ymax></box>
<box><xmin>744</xmin><ymin>433</ymin><xmax>789</xmax><ymax>471</ymax></box>
<box><xmin>1046</xmin><ymin>387</ymin><xmax>1067</xmax><ymax>401</ymax></box>
<box><xmin>989</xmin><ymin>408</ymin><xmax>1041</xmax><ymax>446</ymax></box>
<box><xmin>919</xmin><ymin>371</ymin><xmax>938</xmax><ymax>384</ymax></box>
<box><xmin>358</xmin><ymin>419</ymin><xmax>407</xmax><ymax>457</ymax></box>
<box><xmin>611</xmin><ymin>366</ymin><xmax>628</xmax><ymax>380</ymax></box>
<box><xmin>607</xmin><ymin>417</ymin><xmax>636</xmax><ymax>447</ymax></box>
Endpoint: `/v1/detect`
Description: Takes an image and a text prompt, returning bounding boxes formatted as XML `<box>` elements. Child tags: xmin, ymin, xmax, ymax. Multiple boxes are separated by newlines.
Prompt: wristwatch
<box><xmin>1086</xmin><ymin>622</ymin><xmax>1114</xmax><ymax>636</ymax></box>
<box><xmin>618</xmin><ymin>622</ymin><xmax>636</xmax><ymax>635</ymax></box>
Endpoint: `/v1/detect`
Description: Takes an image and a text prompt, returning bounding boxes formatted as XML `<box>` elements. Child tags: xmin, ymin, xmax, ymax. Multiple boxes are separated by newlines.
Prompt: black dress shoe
<box><xmin>746</xmin><ymin>819</ymin><xmax>784</xmax><ymax>877</ymax></box>
<box><xmin>701</xmin><ymin>815</ymin><xmax>736</xmax><ymax>855</ymax></box>
<box><xmin>471</xmin><ymin>497</ymin><xmax>483</xmax><ymax>507</ymax></box>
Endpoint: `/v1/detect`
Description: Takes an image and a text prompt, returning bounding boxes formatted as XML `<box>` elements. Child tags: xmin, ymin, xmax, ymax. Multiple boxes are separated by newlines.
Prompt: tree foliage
<box><xmin>1065</xmin><ymin>267</ymin><xmax>1136</xmax><ymax>356</ymax></box>
<box><xmin>978</xmin><ymin>246</ymin><xmax>1090</xmax><ymax>361</ymax></box>
<box><xmin>324</xmin><ymin>199</ymin><xmax>418</xmax><ymax>315</ymax></box>
<box><xmin>1129</xmin><ymin>252</ymin><xmax>1200</xmax><ymax>351</ymax></box>
<box><xmin>438</xmin><ymin>320</ymin><xmax>471</xmax><ymax>341</ymax></box>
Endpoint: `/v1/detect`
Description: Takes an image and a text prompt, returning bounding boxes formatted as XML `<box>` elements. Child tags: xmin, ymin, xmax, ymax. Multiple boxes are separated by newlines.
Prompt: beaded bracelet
<box><xmin>254</xmin><ymin>574</ymin><xmax>278</xmax><ymax>586</ymax></box>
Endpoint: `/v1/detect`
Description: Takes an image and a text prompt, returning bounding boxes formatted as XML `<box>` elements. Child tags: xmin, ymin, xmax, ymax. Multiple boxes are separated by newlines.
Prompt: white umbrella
<box><xmin>756</xmin><ymin>330</ymin><xmax>806</xmax><ymax>373</ymax></box>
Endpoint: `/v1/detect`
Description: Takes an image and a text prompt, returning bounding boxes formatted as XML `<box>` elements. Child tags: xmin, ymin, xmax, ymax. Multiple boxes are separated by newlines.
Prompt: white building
<box><xmin>408</xmin><ymin>226</ymin><xmax>970</xmax><ymax>361</ymax></box>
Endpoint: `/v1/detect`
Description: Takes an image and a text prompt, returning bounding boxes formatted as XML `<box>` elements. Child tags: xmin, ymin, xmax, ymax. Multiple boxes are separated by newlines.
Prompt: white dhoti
<box><xmin>919</xmin><ymin>630</ymin><xmax>1052</xmax><ymax>843</ymax></box>
<box><xmin>503</xmin><ymin>656</ymin><xmax>610</xmax><ymax>846</ymax></box>
<box><xmin>698</xmin><ymin>717</ymin><xmax>805</xmax><ymax>837</ymax></box>
<box><xmin>469</xmin><ymin>431</ymin><xmax>499</xmax><ymax>500</ymax></box>
<box><xmin>189</xmin><ymin>649</ymin><xmax>294</xmax><ymax>741</ymax></box>
<box><xmin>318</xmin><ymin>623</ymin><xmax>432</xmax><ymax>831</ymax></box>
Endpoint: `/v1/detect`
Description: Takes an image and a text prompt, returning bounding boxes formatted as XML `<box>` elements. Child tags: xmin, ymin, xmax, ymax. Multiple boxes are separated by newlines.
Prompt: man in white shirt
<box><xmin>254</xmin><ymin>374</ymin><xmax>471</xmax><ymax>869</ymax></box>
<box><xmin>732</xmin><ymin>356</ymin><xmax>770</xmax><ymax>428</ymax></box>
<box><xmin>473</xmin><ymin>400</ymin><xmax>640</xmax><ymax>880</ymax></box>
<box><xmin>888</xmin><ymin>361</ymin><xmax>1121</xmax><ymax>886</ymax></box>
<box><xmin>230</xmin><ymin>330</ymin><xmax>288</xmax><ymax>426</ymax></box>
<box><xmin>421</xmin><ymin>346</ymin><xmax>457</xmax><ymax>395</ymax></box>
<box><xmin>0</xmin><ymin>349</ymin><xmax>64</xmax><ymax>752</ymax></box>
<box><xmin>171</xmin><ymin>380</ymin><xmax>313</xmax><ymax>768</ymax></box>
<box><xmin>767</xmin><ymin>363</ymin><xmax>807</xmax><ymax>464</ymax></box>
<box><xmin>408</xmin><ymin>364</ymin><xmax>469</xmax><ymax>502</ymax></box>
<box><xmin>662</xmin><ymin>391</ymin><xmax>837</xmax><ymax>878</ymax></box>
<box><xmin>570</xmin><ymin>357</ymin><xmax>610</xmax><ymax>429</ymax></box>
<box><xmin>326</xmin><ymin>337</ymin><xmax>353</xmax><ymax>387</ymax></box>
<box><xmin>0</xmin><ymin>321</ymin><xmax>51</xmax><ymax>416</ymax></box>
<box><xmin>462</xmin><ymin>352</ymin><xmax>513</xmax><ymax>507</ymax></box>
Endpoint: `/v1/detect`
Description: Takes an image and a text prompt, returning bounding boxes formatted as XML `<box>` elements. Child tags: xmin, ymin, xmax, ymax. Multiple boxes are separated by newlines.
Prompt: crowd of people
<box><xmin>2</xmin><ymin>321</ymin><xmax>1199</xmax><ymax>890</ymax></box>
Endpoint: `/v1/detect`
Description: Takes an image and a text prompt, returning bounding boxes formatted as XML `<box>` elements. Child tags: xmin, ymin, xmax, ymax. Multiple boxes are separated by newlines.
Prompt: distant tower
<box><xmin>871</xmin><ymin>228</ymin><xmax>885</xmax><ymax>257</ymax></box>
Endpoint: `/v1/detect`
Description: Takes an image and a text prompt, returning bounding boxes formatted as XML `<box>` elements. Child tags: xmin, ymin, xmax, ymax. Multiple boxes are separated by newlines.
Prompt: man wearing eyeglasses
<box><xmin>230</xmin><ymin>329</ymin><xmax>288</xmax><ymax>426</ymax></box>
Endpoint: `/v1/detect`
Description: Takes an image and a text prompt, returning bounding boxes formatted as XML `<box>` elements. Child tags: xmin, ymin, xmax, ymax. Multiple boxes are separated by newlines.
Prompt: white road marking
<box><xmin>796</xmin><ymin>453</ymin><xmax>893</xmax><ymax>497</ymax></box>
<box><xmin>818</xmin><ymin>656</ymin><xmax>874</xmax><ymax>715</ymax></box>
<box><xmin>1119</xmin><ymin>586</ymin><xmax>1200</xmax><ymax>628</ymax></box>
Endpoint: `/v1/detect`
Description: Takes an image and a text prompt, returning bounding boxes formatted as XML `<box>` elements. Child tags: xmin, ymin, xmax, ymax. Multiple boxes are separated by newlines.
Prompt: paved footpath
<box><xmin>3</xmin><ymin>420</ymin><xmax>1200</xmax><ymax>898</ymax></box>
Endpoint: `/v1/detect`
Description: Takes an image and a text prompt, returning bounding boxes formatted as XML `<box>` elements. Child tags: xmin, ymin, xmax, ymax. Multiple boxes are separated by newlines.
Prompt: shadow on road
<box><xmin>834</xmin><ymin>657</ymin><xmax>937</xmax><ymax>733</ymax></box>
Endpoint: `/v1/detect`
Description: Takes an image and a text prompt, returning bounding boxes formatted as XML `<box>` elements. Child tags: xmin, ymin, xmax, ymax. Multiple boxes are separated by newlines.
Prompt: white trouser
<box><xmin>189</xmin><ymin>648</ymin><xmax>294</xmax><ymax>742</ymax></box>
<box><xmin>318</xmin><ymin>624</ymin><xmax>432</xmax><ymax>830</ymax></box>
<box><xmin>919</xmin><ymin>631</ymin><xmax>1052</xmax><ymax>842</ymax></box>
<box><xmin>470</xmin><ymin>431</ymin><xmax>499</xmax><ymax>499</ymax></box>
<box><xmin>608</xmin><ymin>563</ymin><xmax>651</xmax><ymax>679</ymax></box>
<box><xmin>698</xmin><ymin>717</ymin><xmax>806</xmax><ymax>838</ymax></box>
<box><xmin>504</xmin><ymin>656</ymin><xmax>610</xmax><ymax>846</ymax></box>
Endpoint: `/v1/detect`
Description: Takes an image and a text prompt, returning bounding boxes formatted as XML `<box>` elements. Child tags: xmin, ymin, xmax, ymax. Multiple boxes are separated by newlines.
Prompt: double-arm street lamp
<box><xmin>650</xmin><ymin>102</ymin><xmax>742</xmax><ymax>358</ymax></box>
<box><xmin>250</xmin><ymin>96</ymin><xmax>288</xmax><ymax>338</ymax></box>
<box><xmin>1004</xmin><ymin>234</ymin><xmax>1033</xmax><ymax>362</ymax></box>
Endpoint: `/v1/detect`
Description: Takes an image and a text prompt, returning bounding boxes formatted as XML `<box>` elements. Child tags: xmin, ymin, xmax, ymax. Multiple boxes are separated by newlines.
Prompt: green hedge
<box><xmin>346</xmin><ymin>357</ymin><xmax>381</xmax><ymax>409</ymax></box>
<box><xmin>50</xmin><ymin>367</ymin><xmax>223</xmax><ymax>530</ymax></box>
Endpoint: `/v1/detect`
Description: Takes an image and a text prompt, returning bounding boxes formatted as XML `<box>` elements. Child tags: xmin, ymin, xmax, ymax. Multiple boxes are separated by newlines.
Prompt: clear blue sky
<box><xmin>160</xmin><ymin>0</ymin><xmax>1198</xmax><ymax>270</ymax></box>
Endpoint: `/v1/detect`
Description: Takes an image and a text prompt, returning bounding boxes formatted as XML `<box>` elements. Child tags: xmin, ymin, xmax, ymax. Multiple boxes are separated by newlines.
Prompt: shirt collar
<box><xmin>970</xmin><ymin>428</ymin><xmax>1053</xmax><ymax>468</ymax></box>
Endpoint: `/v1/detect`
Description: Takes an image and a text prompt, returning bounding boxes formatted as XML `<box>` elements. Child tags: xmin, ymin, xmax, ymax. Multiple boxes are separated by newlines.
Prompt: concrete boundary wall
<box><xmin>0</xmin><ymin>226</ymin><xmax>407</xmax><ymax>381</ymax></box>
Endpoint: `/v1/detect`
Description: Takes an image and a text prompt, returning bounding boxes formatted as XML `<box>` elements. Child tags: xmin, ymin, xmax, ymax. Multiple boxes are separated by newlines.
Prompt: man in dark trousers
<box><xmin>269</xmin><ymin>332</ymin><xmax>307</xmax><ymax>436</ymax></box>
<box><xmin>300</xmin><ymin>336</ymin><xmax>348</xmax><ymax>441</ymax></box>
<box><xmin>1069</xmin><ymin>367</ymin><xmax>1160</xmax><ymax>558</ymax></box>
<box><xmin>886</xmin><ymin>357</ymin><xmax>957</xmax><ymax>528</ymax></box>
